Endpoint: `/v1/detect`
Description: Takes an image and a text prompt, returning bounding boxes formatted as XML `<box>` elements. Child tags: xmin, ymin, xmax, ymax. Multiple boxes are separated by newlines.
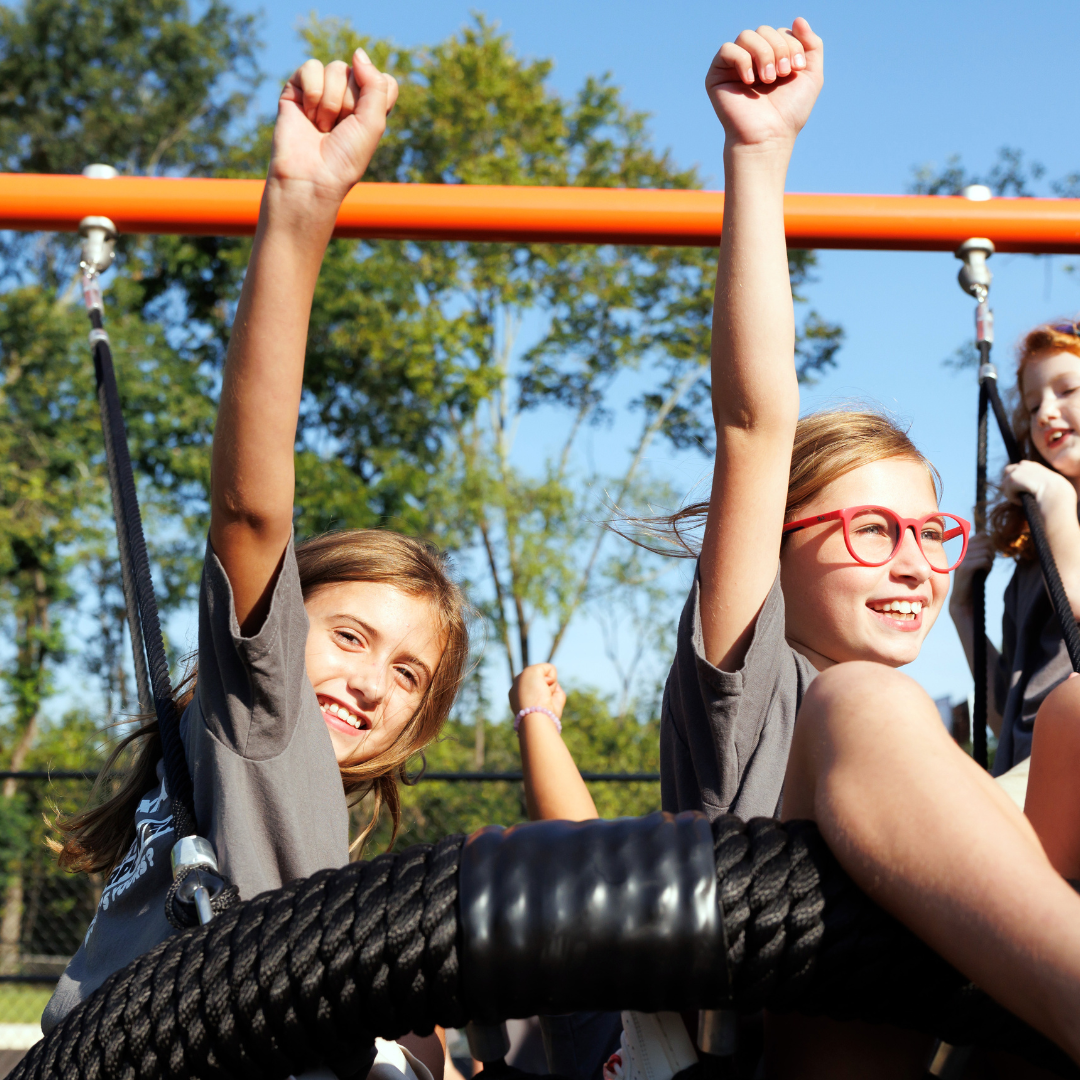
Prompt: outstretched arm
<box><xmin>698</xmin><ymin>20</ymin><xmax>823</xmax><ymax>670</ymax></box>
<box><xmin>511</xmin><ymin>664</ymin><xmax>598</xmax><ymax>821</ymax></box>
<box><xmin>210</xmin><ymin>51</ymin><xmax>399</xmax><ymax>634</ymax></box>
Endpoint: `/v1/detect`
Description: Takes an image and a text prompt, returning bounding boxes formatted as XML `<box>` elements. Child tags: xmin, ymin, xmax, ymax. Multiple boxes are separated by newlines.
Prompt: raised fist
<box><xmin>270</xmin><ymin>49</ymin><xmax>399</xmax><ymax>205</ymax></box>
<box><xmin>705</xmin><ymin>17</ymin><xmax>823</xmax><ymax>150</ymax></box>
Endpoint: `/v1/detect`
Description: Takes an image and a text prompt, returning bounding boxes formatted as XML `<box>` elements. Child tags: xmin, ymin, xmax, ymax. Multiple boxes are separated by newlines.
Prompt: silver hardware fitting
<box><xmin>88</xmin><ymin>328</ymin><xmax>110</xmax><ymax>348</ymax></box>
<box><xmin>928</xmin><ymin>1041</ymin><xmax>973</xmax><ymax>1078</ymax></box>
<box><xmin>171</xmin><ymin>835</ymin><xmax>221</xmax><ymax>926</ymax></box>
<box><xmin>78</xmin><ymin>215</ymin><xmax>118</xmax><ymax>277</ymax></box>
<box><xmin>171</xmin><ymin>834</ymin><xmax>220</xmax><ymax>876</ymax></box>
<box><xmin>464</xmin><ymin>1021</ymin><xmax>511</xmax><ymax>1063</ymax></box>
<box><xmin>955</xmin><ymin>237</ymin><xmax>994</xmax><ymax>301</ymax></box>
<box><xmin>960</xmin><ymin>184</ymin><xmax>992</xmax><ymax>202</ymax></box>
<box><xmin>975</xmin><ymin>300</ymin><xmax>994</xmax><ymax>345</ymax></box>
<box><xmin>978</xmin><ymin>362</ymin><xmax>997</xmax><ymax>382</ymax></box>
<box><xmin>82</xmin><ymin>274</ymin><xmax>104</xmax><ymax>314</ymax></box>
<box><xmin>697</xmin><ymin>1009</ymin><xmax>738</xmax><ymax>1058</ymax></box>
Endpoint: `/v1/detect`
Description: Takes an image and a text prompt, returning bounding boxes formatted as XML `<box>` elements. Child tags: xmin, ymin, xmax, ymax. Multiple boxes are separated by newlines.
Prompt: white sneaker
<box><xmin>602</xmin><ymin>1012</ymin><xmax>698</xmax><ymax>1080</ymax></box>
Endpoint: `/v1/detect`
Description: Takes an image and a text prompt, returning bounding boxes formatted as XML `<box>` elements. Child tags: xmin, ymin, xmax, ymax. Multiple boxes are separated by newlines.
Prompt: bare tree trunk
<box><xmin>473</xmin><ymin>715</ymin><xmax>485</xmax><ymax>770</ymax></box>
<box><xmin>546</xmin><ymin>365</ymin><xmax>704</xmax><ymax>662</ymax></box>
<box><xmin>0</xmin><ymin>876</ymin><xmax>24</xmax><ymax>975</ymax></box>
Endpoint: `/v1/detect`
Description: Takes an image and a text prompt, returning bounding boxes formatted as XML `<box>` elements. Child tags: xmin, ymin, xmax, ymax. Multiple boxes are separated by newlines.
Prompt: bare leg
<box><xmin>778</xmin><ymin>662</ymin><xmax>1080</xmax><ymax>1070</ymax></box>
<box><xmin>1025</xmin><ymin>675</ymin><xmax>1080</xmax><ymax>878</ymax></box>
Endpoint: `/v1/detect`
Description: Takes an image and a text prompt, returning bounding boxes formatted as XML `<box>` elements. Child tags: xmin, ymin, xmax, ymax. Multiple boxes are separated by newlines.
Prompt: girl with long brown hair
<box><xmin>951</xmin><ymin>322</ymin><xmax>1080</xmax><ymax>777</ymax></box>
<box><xmin>42</xmin><ymin>50</ymin><xmax>466</xmax><ymax>1078</ymax></box>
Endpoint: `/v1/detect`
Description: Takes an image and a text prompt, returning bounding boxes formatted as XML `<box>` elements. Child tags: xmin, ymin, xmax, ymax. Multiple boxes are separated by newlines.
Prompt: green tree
<box><xmin>0</xmin><ymin>0</ymin><xmax>254</xmax><ymax>970</ymax></box>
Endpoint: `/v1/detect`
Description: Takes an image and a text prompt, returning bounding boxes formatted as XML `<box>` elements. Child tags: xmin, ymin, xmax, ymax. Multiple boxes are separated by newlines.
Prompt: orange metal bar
<box><xmin>1</xmin><ymin>173</ymin><xmax>1079</xmax><ymax>253</ymax></box>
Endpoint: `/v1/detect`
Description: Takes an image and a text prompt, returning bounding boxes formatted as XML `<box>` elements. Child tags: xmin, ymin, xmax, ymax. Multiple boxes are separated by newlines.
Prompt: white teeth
<box><xmin>871</xmin><ymin>600</ymin><xmax>923</xmax><ymax>619</ymax></box>
<box><xmin>912</xmin><ymin>601</ymin><xmax>922</xmax><ymax>613</ymax></box>
<box><xmin>899</xmin><ymin>601</ymin><xmax>911</xmax><ymax>614</ymax></box>
<box><xmin>324</xmin><ymin>701</ymin><xmax>363</xmax><ymax>729</ymax></box>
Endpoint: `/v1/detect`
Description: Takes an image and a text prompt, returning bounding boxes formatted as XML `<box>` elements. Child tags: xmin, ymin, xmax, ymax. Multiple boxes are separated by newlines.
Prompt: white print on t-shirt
<box><xmin>84</xmin><ymin>781</ymin><xmax>176</xmax><ymax>944</ymax></box>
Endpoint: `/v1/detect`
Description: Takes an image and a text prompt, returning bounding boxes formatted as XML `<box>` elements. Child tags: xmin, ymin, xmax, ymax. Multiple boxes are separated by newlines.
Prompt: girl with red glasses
<box><xmin>628</xmin><ymin>16</ymin><xmax>1080</xmax><ymax>1077</ymax></box>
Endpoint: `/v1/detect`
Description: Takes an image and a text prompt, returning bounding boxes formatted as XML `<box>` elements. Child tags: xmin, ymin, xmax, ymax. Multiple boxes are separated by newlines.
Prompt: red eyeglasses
<box><xmin>782</xmin><ymin>506</ymin><xmax>971</xmax><ymax>573</ymax></box>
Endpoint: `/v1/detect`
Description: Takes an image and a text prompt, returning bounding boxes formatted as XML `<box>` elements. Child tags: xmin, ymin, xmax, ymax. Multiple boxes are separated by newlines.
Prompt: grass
<box><xmin>0</xmin><ymin>985</ymin><xmax>52</xmax><ymax>1025</ymax></box>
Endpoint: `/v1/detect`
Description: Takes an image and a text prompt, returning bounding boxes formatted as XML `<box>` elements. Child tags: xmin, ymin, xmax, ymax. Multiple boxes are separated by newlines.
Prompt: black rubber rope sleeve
<box><xmin>89</xmin><ymin>307</ymin><xmax>197</xmax><ymax>840</ymax></box>
<box><xmin>983</xmin><ymin>375</ymin><xmax>1080</xmax><ymax>673</ymax></box>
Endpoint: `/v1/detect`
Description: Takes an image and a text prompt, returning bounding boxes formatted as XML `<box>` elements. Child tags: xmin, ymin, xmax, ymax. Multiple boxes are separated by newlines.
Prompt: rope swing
<box><xmin>10</xmin><ymin>814</ymin><xmax>1077</xmax><ymax>1080</ymax></box>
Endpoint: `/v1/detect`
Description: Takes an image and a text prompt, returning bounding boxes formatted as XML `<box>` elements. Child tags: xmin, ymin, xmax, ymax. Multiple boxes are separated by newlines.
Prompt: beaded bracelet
<box><xmin>514</xmin><ymin>706</ymin><xmax>562</xmax><ymax>734</ymax></box>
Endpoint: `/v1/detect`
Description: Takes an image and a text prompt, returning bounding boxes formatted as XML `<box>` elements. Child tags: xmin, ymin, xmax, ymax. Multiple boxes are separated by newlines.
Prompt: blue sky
<box><xmin>163</xmin><ymin>0</ymin><xmax>1080</xmax><ymax>714</ymax></box>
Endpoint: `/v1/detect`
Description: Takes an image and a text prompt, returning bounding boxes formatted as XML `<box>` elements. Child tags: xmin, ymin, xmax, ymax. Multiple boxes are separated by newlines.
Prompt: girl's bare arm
<box><xmin>210</xmin><ymin>52</ymin><xmax>398</xmax><ymax>634</ymax></box>
<box><xmin>511</xmin><ymin>664</ymin><xmax>598</xmax><ymax>821</ymax></box>
<box><xmin>698</xmin><ymin>20</ymin><xmax>823</xmax><ymax>671</ymax></box>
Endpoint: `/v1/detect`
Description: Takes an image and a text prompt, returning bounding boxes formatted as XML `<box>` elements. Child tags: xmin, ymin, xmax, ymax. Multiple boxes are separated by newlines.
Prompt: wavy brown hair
<box><xmin>618</xmin><ymin>407</ymin><xmax>938</xmax><ymax>557</ymax></box>
<box><xmin>989</xmin><ymin>323</ymin><xmax>1080</xmax><ymax>562</ymax></box>
<box><xmin>55</xmin><ymin>529</ymin><xmax>470</xmax><ymax>876</ymax></box>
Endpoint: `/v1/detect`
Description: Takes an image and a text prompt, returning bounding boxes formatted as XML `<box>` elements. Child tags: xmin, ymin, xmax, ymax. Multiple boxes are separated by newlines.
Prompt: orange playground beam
<box><xmin>1</xmin><ymin>173</ymin><xmax>1079</xmax><ymax>253</ymax></box>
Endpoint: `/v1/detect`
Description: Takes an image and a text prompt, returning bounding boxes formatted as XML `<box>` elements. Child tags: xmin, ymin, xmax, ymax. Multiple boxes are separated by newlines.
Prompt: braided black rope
<box><xmin>710</xmin><ymin>816</ymin><xmax>1077</xmax><ymax>1076</ymax></box>
<box><xmin>973</xmin><ymin>374</ymin><xmax>991</xmax><ymax>769</ymax></box>
<box><xmin>15</xmin><ymin>818</ymin><xmax>1079</xmax><ymax>1080</ymax></box>
<box><xmin>87</xmin><ymin>304</ymin><xmax>197</xmax><ymax>841</ymax></box>
<box><xmin>982</xmin><ymin>375</ymin><xmax>1080</xmax><ymax>673</ymax></box>
<box><xmin>14</xmin><ymin>835</ymin><xmax>467</xmax><ymax>1080</ymax></box>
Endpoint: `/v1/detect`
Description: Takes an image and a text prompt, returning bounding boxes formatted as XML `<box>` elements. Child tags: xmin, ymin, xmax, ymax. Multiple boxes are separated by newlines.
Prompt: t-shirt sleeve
<box><xmin>660</xmin><ymin>568</ymin><xmax>810</xmax><ymax>821</ymax></box>
<box><xmin>192</xmin><ymin>535</ymin><xmax>312</xmax><ymax>760</ymax></box>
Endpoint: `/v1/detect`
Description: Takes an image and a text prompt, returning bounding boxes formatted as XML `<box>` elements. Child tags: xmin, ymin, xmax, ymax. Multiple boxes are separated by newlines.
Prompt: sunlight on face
<box><xmin>303</xmin><ymin>581</ymin><xmax>445</xmax><ymax>765</ymax></box>
<box><xmin>779</xmin><ymin>457</ymin><xmax>951</xmax><ymax>669</ymax></box>
<box><xmin>1022</xmin><ymin>349</ymin><xmax>1080</xmax><ymax>482</ymax></box>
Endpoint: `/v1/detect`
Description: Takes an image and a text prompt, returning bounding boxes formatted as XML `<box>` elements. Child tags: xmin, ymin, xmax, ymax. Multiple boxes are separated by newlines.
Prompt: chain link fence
<box><xmin>0</xmin><ymin>769</ymin><xmax>659</xmax><ymax>1029</ymax></box>
<box><xmin>0</xmin><ymin>774</ymin><xmax>100</xmax><ymax>1026</ymax></box>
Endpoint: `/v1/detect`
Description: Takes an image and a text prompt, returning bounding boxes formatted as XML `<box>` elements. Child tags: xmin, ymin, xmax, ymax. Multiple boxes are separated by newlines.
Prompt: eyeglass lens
<box><xmin>847</xmin><ymin>509</ymin><xmax>965</xmax><ymax>570</ymax></box>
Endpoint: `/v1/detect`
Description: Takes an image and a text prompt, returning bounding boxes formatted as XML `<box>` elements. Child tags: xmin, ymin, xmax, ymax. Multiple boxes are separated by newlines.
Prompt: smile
<box><xmin>1047</xmin><ymin>429</ymin><xmax>1072</xmax><ymax>448</ymax></box>
<box><xmin>868</xmin><ymin>599</ymin><xmax>925</xmax><ymax>629</ymax></box>
<box><xmin>318</xmin><ymin>695</ymin><xmax>370</xmax><ymax>733</ymax></box>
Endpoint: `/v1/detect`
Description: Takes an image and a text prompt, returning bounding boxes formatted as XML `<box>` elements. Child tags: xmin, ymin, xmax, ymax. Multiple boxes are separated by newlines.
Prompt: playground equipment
<box><xmin>0</xmin><ymin>172</ymin><xmax>1079</xmax><ymax>250</ymax></box>
<box><xmin>13</xmin><ymin>167</ymin><xmax>1080</xmax><ymax>1078</ymax></box>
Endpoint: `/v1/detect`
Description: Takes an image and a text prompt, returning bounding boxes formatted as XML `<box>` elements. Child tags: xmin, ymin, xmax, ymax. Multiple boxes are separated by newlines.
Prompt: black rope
<box><xmin>973</xmin><ymin>375</ymin><xmax>990</xmax><ymax>769</ymax></box>
<box><xmin>86</xmin><ymin>301</ymin><xmax>197</xmax><ymax>841</ymax></box>
<box><xmin>13</xmin><ymin>818</ymin><xmax>1076</xmax><ymax>1080</ymax></box>
<box><xmin>982</xmin><ymin>375</ymin><xmax>1080</xmax><ymax>673</ymax></box>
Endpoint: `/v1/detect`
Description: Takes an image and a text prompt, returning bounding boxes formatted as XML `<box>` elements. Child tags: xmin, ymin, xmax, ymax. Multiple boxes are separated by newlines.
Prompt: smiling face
<box><xmin>303</xmin><ymin>581</ymin><xmax>446</xmax><ymax>765</ymax></box>
<box><xmin>779</xmin><ymin>456</ymin><xmax>951</xmax><ymax>669</ymax></box>
<box><xmin>1022</xmin><ymin>349</ymin><xmax>1080</xmax><ymax>485</ymax></box>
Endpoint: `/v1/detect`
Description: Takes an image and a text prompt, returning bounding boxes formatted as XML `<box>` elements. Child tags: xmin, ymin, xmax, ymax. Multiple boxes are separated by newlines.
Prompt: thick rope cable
<box><xmin>13</xmin><ymin>819</ymin><xmax>1076</xmax><ymax>1080</ymax></box>
<box><xmin>96</xmin><ymin>365</ymin><xmax>153</xmax><ymax>716</ymax></box>
<box><xmin>973</xmin><ymin>376</ymin><xmax>991</xmax><ymax>769</ymax></box>
<box><xmin>87</xmin><ymin>305</ymin><xmax>197</xmax><ymax>841</ymax></box>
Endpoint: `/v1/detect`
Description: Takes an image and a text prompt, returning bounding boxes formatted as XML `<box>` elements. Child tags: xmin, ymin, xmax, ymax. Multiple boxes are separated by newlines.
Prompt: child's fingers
<box><xmin>384</xmin><ymin>73</ymin><xmax>400</xmax><ymax>115</ymax></box>
<box><xmin>316</xmin><ymin>60</ymin><xmax>350</xmax><ymax>132</ymax></box>
<box><xmin>350</xmin><ymin>48</ymin><xmax>392</xmax><ymax>129</ymax></box>
<box><xmin>733</xmin><ymin>28</ymin><xmax>779</xmax><ymax>83</ymax></box>
<box><xmin>291</xmin><ymin>59</ymin><xmax>326</xmax><ymax>124</ymax></box>
<box><xmin>778</xmin><ymin>28</ymin><xmax>807</xmax><ymax>70</ymax></box>
<box><xmin>755</xmin><ymin>25</ymin><xmax>792</xmax><ymax>77</ymax></box>
<box><xmin>789</xmin><ymin>17</ymin><xmax>823</xmax><ymax>73</ymax></box>
<box><xmin>709</xmin><ymin>42</ymin><xmax>755</xmax><ymax>87</ymax></box>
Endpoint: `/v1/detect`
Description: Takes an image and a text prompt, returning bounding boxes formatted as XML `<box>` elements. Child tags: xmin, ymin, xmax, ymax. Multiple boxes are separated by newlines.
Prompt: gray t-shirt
<box><xmin>993</xmin><ymin>558</ymin><xmax>1074</xmax><ymax>775</ymax></box>
<box><xmin>660</xmin><ymin>570</ymin><xmax>818</xmax><ymax>821</ymax></box>
<box><xmin>42</xmin><ymin>538</ymin><xmax>349</xmax><ymax>1032</ymax></box>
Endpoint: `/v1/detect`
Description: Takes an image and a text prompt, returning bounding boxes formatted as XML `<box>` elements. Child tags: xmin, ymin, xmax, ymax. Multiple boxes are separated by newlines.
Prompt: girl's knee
<box><xmin>799</xmin><ymin>662</ymin><xmax>932</xmax><ymax>741</ymax></box>
<box><xmin>1034</xmin><ymin>675</ymin><xmax>1080</xmax><ymax>750</ymax></box>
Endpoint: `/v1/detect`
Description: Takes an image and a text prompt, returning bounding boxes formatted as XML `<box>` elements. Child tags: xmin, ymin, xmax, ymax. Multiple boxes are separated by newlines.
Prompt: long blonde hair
<box><xmin>55</xmin><ymin>529</ymin><xmax>470</xmax><ymax>875</ymax></box>
<box><xmin>990</xmin><ymin>322</ymin><xmax>1080</xmax><ymax>561</ymax></box>
<box><xmin>622</xmin><ymin>407</ymin><xmax>939</xmax><ymax>556</ymax></box>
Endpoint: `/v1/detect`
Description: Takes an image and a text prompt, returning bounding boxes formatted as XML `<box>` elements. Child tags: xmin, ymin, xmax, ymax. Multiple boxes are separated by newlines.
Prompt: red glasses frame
<box><xmin>782</xmin><ymin>505</ymin><xmax>972</xmax><ymax>573</ymax></box>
